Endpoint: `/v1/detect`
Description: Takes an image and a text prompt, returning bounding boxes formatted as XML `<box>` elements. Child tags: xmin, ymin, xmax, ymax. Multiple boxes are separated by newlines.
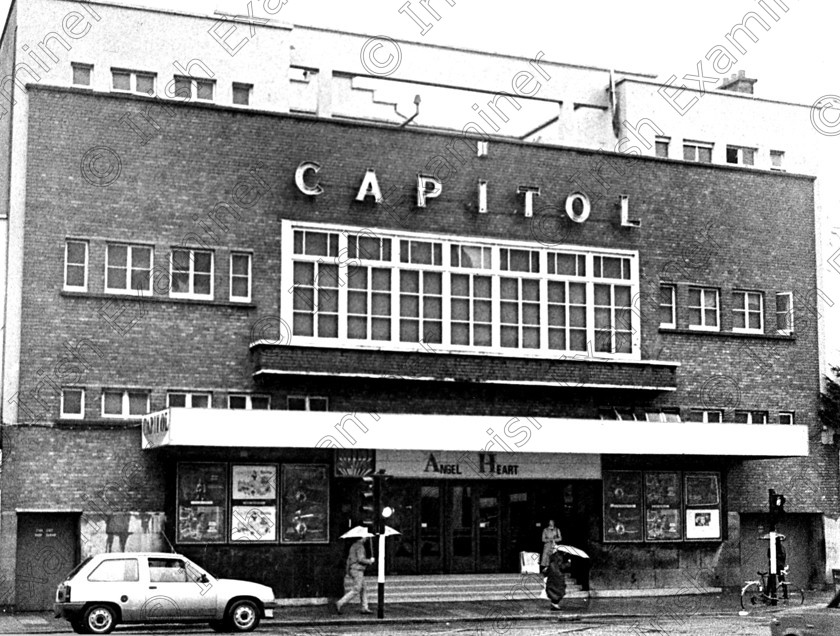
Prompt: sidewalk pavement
<box><xmin>1</xmin><ymin>590</ymin><xmax>835</xmax><ymax>633</ymax></box>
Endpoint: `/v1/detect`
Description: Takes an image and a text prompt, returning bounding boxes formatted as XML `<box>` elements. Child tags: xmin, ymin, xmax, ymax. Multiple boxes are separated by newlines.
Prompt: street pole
<box><xmin>768</xmin><ymin>489</ymin><xmax>777</xmax><ymax>605</ymax></box>
<box><xmin>377</xmin><ymin>531</ymin><xmax>385</xmax><ymax>619</ymax></box>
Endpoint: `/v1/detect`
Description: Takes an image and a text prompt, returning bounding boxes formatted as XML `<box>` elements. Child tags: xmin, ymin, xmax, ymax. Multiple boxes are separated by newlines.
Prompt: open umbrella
<box><xmin>382</xmin><ymin>525</ymin><xmax>401</xmax><ymax>537</ymax></box>
<box><xmin>340</xmin><ymin>526</ymin><xmax>375</xmax><ymax>539</ymax></box>
<box><xmin>552</xmin><ymin>544</ymin><xmax>590</xmax><ymax>559</ymax></box>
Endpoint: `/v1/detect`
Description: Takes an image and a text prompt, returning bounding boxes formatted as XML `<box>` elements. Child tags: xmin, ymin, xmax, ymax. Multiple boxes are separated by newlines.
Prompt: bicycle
<box><xmin>740</xmin><ymin>566</ymin><xmax>805</xmax><ymax>610</ymax></box>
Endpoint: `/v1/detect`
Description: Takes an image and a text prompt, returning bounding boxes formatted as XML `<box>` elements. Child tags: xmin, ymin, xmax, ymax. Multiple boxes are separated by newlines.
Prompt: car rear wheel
<box><xmin>83</xmin><ymin>604</ymin><xmax>117</xmax><ymax>635</ymax></box>
<box><xmin>227</xmin><ymin>599</ymin><xmax>260</xmax><ymax>632</ymax></box>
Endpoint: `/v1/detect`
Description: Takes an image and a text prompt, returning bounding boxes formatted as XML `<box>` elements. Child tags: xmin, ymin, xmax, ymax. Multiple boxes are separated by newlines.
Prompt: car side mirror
<box><xmin>200</xmin><ymin>574</ymin><xmax>209</xmax><ymax>584</ymax></box>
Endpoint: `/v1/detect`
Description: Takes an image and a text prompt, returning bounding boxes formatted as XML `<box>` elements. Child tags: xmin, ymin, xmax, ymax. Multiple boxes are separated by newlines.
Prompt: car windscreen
<box><xmin>64</xmin><ymin>556</ymin><xmax>93</xmax><ymax>581</ymax></box>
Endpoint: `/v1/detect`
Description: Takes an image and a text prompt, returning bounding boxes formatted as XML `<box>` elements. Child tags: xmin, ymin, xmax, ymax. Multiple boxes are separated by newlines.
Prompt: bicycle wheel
<box><xmin>740</xmin><ymin>582</ymin><xmax>764</xmax><ymax>610</ymax></box>
<box><xmin>776</xmin><ymin>583</ymin><xmax>805</xmax><ymax>607</ymax></box>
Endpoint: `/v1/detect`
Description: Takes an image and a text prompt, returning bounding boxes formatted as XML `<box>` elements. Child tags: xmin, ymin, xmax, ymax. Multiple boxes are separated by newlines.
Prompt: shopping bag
<box><xmin>539</xmin><ymin>577</ymin><xmax>548</xmax><ymax>600</ymax></box>
<box><xmin>519</xmin><ymin>551</ymin><xmax>540</xmax><ymax>574</ymax></box>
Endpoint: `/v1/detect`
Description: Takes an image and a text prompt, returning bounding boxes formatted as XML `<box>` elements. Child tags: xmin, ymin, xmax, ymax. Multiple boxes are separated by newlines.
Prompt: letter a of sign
<box><xmin>423</xmin><ymin>453</ymin><xmax>440</xmax><ymax>473</ymax></box>
<box><xmin>356</xmin><ymin>169</ymin><xmax>383</xmax><ymax>203</ymax></box>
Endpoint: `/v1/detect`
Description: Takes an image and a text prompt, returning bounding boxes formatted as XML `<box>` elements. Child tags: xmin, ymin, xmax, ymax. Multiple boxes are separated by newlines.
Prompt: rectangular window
<box><xmin>72</xmin><ymin>63</ymin><xmax>92</xmax><ymax>86</ymax></box>
<box><xmin>683</xmin><ymin>141</ymin><xmax>713</xmax><ymax>163</ymax></box>
<box><xmin>111</xmin><ymin>69</ymin><xmax>156</xmax><ymax>95</ymax></box>
<box><xmin>687</xmin><ymin>410</ymin><xmax>722</xmax><ymax>423</ymax></box>
<box><xmin>101</xmin><ymin>390</ymin><xmax>150</xmax><ymax>418</ymax></box>
<box><xmin>770</xmin><ymin>150</ymin><xmax>785</xmax><ymax>171</ymax></box>
<box><xmin>725</xmin><ymin>145</ymin><xmax>756</xmax><ymax>166</ymax></box>
<box><xmin>228</xmin><ymin>394</ymin><xmax>270</xmax><ymax>409</ymax></box>
<box><xmin>779</xmin><ymin>412</ymin><xmax>794</xmax><ymax>425</ymax></box>
<box><xmin>283</xmin><ymin>222</ymin><xmax>640</xmax><ymax>359</ymax></box>
<box><xmin>659</xmin><ymin>284</ymin><xmax>676</xmax><ymax>328</ymax></box>
<box><xmin>230</xmin><ymin>252</ymin><xmax>251</xmax><ymax>302</ymax></box>
<box><xmin>60</xmin><ymin>388</ymin><xmax>85</xmax><ymax>419</ymax></box>
<box><xmin>687</xmin><ymin>287</ymin><xmax>719</xmax><ymax>330</ymax></box>
<box><xmin>170</xmin><ymin>249</ymin><xmax>213</xmax><ymax>299</ymax></box>
<box><xmin>167</xmin><ymin>392</ymin><xmax>211</xmax><ymax>408</ymax></box>
<box><xmin>734</xmin><ymin>410</ymin><xmax>768</xmax><ymax>424</ymax></box>
<box><xmin>732</xmin><ymin>291</ymin><xmax>764</xmax><ymax>333</ymax></box>
<box><xmin>173</xmin><ymin>75</ymin><xmax>215</xmax><ymax>101</ymax></box>
<box><xmin>644</xmin><ymin>410</ymin><xmax>682</xmax><ymax>423</ymax></box>
<box><xmin>288</xmin><ymin>396</ymin><xmax>329</xmax><ymax>411</ymax></box>
<box><xmin>776</xmin><ymin>292</ymin><xmax>793</xmax><ymax>334</ymax></box>
<box><xmin>232</xmin><ymin>82</ymin><xmax>252</xmax><ymax>105</ymax></box>
<box><xmin>105</xmin><ymin>244</ymin><xmax>153</xmax><ymax>294</ymax></box>
<box><xmin>88</xmin><ymin>559</ymin><xmax>139</xmax><ymax>582</ymax></box>
<box><xmin>64</xmin><ymin>240</ymin><xmax>88</xmax><ymax>291</ymax></box>
<box><xmin>654</xmin><ymin>137</ymin><xmax>669</xmax><ymax>158</ymax></box>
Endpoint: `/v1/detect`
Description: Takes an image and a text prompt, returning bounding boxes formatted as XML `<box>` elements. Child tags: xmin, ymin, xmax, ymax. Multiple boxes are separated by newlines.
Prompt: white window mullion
<box><xmin>491</xmin><ymin>249</ymin><xmax>501</xmax><ymax>350</ymax></box>
<box><xmin>539</xmin><ymin>252</ymin><xmax>548</xmax><ymax>352</ymax></box>
<box><xmin>585</xmin><ymin>280</ymin><xmax>595</xmax><ymax>356</ymax></box>
<box><xmin>337</xmin><ymin>235</ymin><xmax>348</xmax><ymax>341</ymax></box>
<box><xmin>442</xmin><ymin>262</ymin><xmax>451</xmax><ymax>347</ymax></box>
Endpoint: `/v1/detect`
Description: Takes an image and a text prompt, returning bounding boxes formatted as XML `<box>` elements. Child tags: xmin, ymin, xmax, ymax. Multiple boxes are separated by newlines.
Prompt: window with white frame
<box><xmin>230</xmin><ymin>252</ymin><xmax>251</xmax><ymax>302</ymax></box>
<box><xmin>659</xmin><ymin>284</ymin><xmax>676</xmax><ymax>328</ymax></box>
<box><xmin>687</xmin><ymin>287</ymin><xmax>719</xmax><ymax>330</ymax></box>
<box><xmin>228</xmin><ymin>394</ymin><xmax>270</xmax><ymax>409</ymax></box>
<box><xmin>60</xmin><ymin>388</ymin><xmax>85</xmax><ymax>419</ymax></box>
<box><xmin>167</xmin><ymin>392</ymin><xmax>211</xmax><ymax>408</ymax></box>
<box><xmin>287</xmin><ymin>396</ymin><xmax>329</xmax><ymax>411</ymax></box>
<box><xmin>683</xmin><ymin>141</ymin><xmax>713</xmax><ymax>163</ymax></box>
<box><xmin>778</xmin><ymin>411</ymin><xmax>794</xmax><ymax>425</ymax></box>
<box><xmin>102</xmin><ymin>389</ymin><xmax>149</xmax><ymax>418</ymax></box>
<box><xmin>283</xmin><ymin>222</ymin><xmax>641</xmax><ymax>359</ymax></box>
<box><xmin>64</xmin><ymin>240</ymin><xmax>89</xmax><ymax>291</ymax></box>
<box><xmin>105</xmin><ymin>244</ymin><xmax>153</xmax><ymax>294</ymax></box>
<box><xmin>732</xmin><ymin>291</ymin><xmax>764</xmax><ymax>333</ymax></box>
<box><xmin>112</xmin><ymin>69</ymin><xmax>156</xmax><ymax>95</ymax></box>
<box><xmin>170</xmin><ymin>249</ymin><xmax>213</xmax><ymax>299</ymax></box>
<box><xmin>72</xmin><ymin>63</ymin><xmax>92</xmax><ymax>86</ymax></box>
<box><xmin>770</xmin><ymin>150</ymin><xmax>785</xmax><ymax>171</ymax></box>
<box><xmin>725</xmin><ymin>145</ymin><xmax>755</xmax><ymax>166</ymax></box>
<box><xmin>687</xmin><ymin>409</ymin><xmax>723</xmax><ymax>423</ymax></box>
<box><xmin>232</xmin><ymin>82</ymin><xmax>252</xmax><ymax>105</ymax></box>
<box><xmin>645</xmin><ymin>410</ymin><xmax>682</xmax><ymax>423</ymax></box>
<box><xmin>776</xmin><ymin>292</ymin><xmax>793</xmax><ymax>334</ymax></box>
<box><xmin>734</xmin><ymin>410</ymin><xmax>768</xmax><ymax>424</ymax></box>
<box><xmin>173</xmin><ymin>75</ymin><xmax>215</xmax><ymax>101</ymax></box>
<box><xmin>655</xmin><ymin>137</ymin><xmax>669</xmax><ymax>158</ymax></box>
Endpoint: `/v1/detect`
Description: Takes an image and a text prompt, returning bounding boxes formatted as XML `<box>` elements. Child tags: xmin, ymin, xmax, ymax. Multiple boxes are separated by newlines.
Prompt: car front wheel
<box><xmin>227</xmin><ymin>599</ymin><xmax>260</xmax><ymax>632</ymax></box>
<box><xmin>83</xmin><ymin>604</ymin><xmax>117</xmax><ymax>635</ymax></box>
<box><xmin>69</xmin><ymin>619</ymin><xmax>87</xmax><ymax>634</ymax></box>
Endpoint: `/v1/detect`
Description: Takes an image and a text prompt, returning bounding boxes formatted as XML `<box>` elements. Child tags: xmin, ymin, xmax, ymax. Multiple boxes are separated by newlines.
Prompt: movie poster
<box><xmin>645</xmin><ymin>472</ymin><xmax>682</xmax><ymax>541</ymax></box>
<box><xmin>231</xmin><ymin>465</ymin><xmax>278</xmax><ymax>542</ymax></box>
<box><xmin>177</xmin><ymin>463</ymin><xmax>227</xmax><ymax>543</ymax></box>
<box><xmin>281</xmin><ymin>464</ymin><xmax>329</xmax><ymax>544</ymax></box>
<box><xmin>603</xmin><ymin>471</ymin><xmax>642</xmax><ymax>542</ymax></box>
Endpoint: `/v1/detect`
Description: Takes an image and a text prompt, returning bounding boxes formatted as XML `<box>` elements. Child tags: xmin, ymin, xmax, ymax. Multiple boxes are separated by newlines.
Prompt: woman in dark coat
<box><xmin>545</xmin><ymin>549</ymin><xmax>567</xmax><ymax>611</ymax></box>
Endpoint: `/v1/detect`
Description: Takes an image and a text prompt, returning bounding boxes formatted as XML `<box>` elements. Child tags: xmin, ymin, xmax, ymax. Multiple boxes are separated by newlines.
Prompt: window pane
<box><xmin>655</xmin><ymin>140</ymin><xmax>668</xmax><ymax>158</ymax></box>
<box><xmin>173</xmin><ymin>77</ymin><xmax>191</xmax><ymax>98</ymax></box>
<box><xmin>229</xmin><ymin>396</ymin><xmax>247</xmax><ymax>409</ymax></box>
<box><xmin>73</xmin><ymin>65</ymin><xmax>91</xmax><ymax>86</ymax></box>
<box><xmin>168</xmin><ymin>393</ymin><xmax>186</xmax><ymax>408</ymax></box>
<box><xmin>62</xmin><ymin>389</ymin><xmax>83</xmax><ymax>414</ymax></box>
<box><xmin>149</xmin><ymin>559</ymin><xmax>187</xmax><ymax>583</ymax></box>
<box><xmin>288</xmin><ymin>397</ymin><xmax>306</xmax><ymax>410</ymax></box>
<box><xmin>233</xmin><ymin>84</ymin><xmax>250</xmax><ymax>105</ymax></box>
<box><xmin>103</xmin><ymin>392</ymin><xmax>123</xmax><ymax>415</ymax></box>
<box><xmin>232</xmin><ymin>254</ymin><xmax>250</xmax><ymax>276</ymax></box>
<box><xmin>194</xmin><ymin>252</ymin><xmax>212</xmax><ymax>274</ymax></box>
<box><xmin>698</xmin><ymin>146</ymin><xmax>712</xmax><ymax>163</ymax></box>
<box><xmin>743</xmin><ymin>148</ymin><xmax>755</xmax><ymax>166</ymax></box>
<box><xmin>89</xmin><ymin>559</ymin><xmax>139</xmax><ymax>582</ymax></box>
<box><xmin>67</xmin><ymin>241</ymin><xmax>87</xmax><ymax>265</ymax></box>
<box><xmin>232</xmin><ymin>278</ymin><xmax>249</xmax><ymax>298</ymax></box>
<box><xmin>251</xmin><ymin>396</ymin><xmax>270</xmax><ymax>410</ymax></box>
<box><xmin>128</xmin><ymin>392</ymin><xmax>148</xmax><ymax>415</ymax></box>
<box><xmin>683</xmin><ymin>145</ymin><xmax>695</xmax><ymax>161</ymax></box>
<box><xmin>309</xmin><ymin>397</ymin><xmax>328</xmax><ymax>411</ymax></box>
<box><xmin>193</xmin><ymin>274</ymin><xmax>211</xmax><ymax>295</ymax></box>
<box><xmin>726</xmin><ymin>147</ymin><xmax>738</xmax><ymax>164</ymax></box>
<box><xmin>191</xmin><ymin>394</ymin><xmax>210</xmax><ymax>408</ymax></box>
<box><xmin>196</xmin><ymin>79</ymin><xmax>214</xmax><ymax>100</ymax></box>
<box><xmin>136</xmin><ymin>73</ymin><xmax>154</xmax><ymax>95</ymax></box>
<box><xmin>112</xmin><ymin>71</ymin><xmax>130</xmax><ymax>90</ymax></box>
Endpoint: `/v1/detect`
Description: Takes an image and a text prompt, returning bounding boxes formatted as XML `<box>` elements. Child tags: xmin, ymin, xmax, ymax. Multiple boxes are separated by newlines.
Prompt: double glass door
<box><xmin>389</xmin><ymin>482</ymin><xmax>501</xmax><ymax>574</ymax></box>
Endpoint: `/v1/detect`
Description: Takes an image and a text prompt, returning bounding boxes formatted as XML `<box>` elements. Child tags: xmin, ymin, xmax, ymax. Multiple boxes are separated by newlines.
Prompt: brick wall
<box><xmin>10</xmin><ymin>86</ymin><xmax>832</xmax><ymax>516</ymax></box>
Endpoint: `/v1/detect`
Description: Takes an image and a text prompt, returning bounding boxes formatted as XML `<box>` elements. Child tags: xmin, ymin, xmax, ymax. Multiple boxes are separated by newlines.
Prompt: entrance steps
<box><xmin>365</xmin><ymin>573</ymin><xmax>586</xmax><ymax>603</ymax></box>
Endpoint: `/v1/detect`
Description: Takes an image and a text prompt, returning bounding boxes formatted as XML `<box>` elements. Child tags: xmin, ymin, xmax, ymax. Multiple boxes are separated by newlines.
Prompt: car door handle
<box><xmin>149</xmin><ymin>586</ymin><xmax>157</xmax><ymax>589</ymax></box>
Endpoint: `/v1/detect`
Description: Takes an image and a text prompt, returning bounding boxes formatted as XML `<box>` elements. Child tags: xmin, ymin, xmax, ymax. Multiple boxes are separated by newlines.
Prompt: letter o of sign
<box><xmin>565</xmin><ymin>192</ymin><xmax>591</xmax><ymax>223</ymax></box>
<box><xmin>295</xmin><ymin>161</ymin><xmax>324</xmax><ymax>196</ymax></box>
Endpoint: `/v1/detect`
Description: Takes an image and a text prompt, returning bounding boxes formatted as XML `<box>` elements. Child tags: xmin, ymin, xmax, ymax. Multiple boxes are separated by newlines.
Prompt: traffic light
<box><xmin>769</xmin><ymin>489</ymin><xmax>786</xmax><ymax>527</ymax></box>
<box><xmin>360</xmin><ymin>475</ymin><xmax>376</xmax><ymax>529</ymax></box>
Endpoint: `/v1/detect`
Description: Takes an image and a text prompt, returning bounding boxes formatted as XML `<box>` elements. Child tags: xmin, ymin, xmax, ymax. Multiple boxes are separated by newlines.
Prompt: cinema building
<box><xmin>0</xmin><ymin>0</ymin><xmax>836</xmax><ymax>610</ymax></box>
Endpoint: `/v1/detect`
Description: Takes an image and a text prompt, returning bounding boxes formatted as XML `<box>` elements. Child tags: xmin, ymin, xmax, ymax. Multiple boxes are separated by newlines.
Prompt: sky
<box><xmin>3</xmin><ymin>0</ymin><xmax>831</xmax><ymax>106</ymax></box>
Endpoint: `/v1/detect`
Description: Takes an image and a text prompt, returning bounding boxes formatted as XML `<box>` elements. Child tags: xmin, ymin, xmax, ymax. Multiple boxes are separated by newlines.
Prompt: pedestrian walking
<box><xmin>540</xmin><ymin>519</ymin><xmax>562</xmax><ymax>568</ymax></box>
<box><xmin>336</xmin><ymin>536</ymin><xmax>375</xmax><ymax>614</ymax></box>
<box><xmin>545</xmin><ymin>548</ymin><xmax>568</xmax><ymax>611</ymax></box>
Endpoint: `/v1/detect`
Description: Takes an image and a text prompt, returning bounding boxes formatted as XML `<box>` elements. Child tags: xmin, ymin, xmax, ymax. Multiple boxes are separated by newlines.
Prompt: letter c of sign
<box><xmin>295</xmin><ymin>161</ymin><xmax>324</xmax><ymax>196</ymax></box>
<box><xmin>565</xmin><ymin>192</ymin><xmax>591</xmax><ymax>223</ymax></box>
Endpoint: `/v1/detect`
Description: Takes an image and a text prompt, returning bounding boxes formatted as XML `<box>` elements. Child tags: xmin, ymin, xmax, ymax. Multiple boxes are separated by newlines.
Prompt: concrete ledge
<box><xmin>275</xmin><ymin>597</ymin><xmax>329</xmax><ymax>606</ymax></box>
<box><xmin>589</xmin><ymin>586</ymin><xmax>723</xmax><ymax>598</ymax></box>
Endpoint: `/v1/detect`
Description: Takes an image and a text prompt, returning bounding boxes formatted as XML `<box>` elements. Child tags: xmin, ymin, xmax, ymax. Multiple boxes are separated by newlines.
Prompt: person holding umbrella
<box><xmin>336</xmin><ymin>534</ymin><xmax>375</xmax><ymax>614</ymax></box>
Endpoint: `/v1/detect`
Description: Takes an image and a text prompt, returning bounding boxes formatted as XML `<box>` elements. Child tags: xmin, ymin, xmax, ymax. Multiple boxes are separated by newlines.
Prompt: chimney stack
<box><xmin>719</xmin><ymin>70</ymin><xmax>757</xmax><ymax>95</ymax></box>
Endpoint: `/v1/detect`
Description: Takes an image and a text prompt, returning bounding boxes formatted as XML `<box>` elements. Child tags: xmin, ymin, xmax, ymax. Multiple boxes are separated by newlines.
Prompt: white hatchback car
<box><xmin>54</xmin><ymin>552</ymin><xmax>276</xmax><ymax>634</ymax></box>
